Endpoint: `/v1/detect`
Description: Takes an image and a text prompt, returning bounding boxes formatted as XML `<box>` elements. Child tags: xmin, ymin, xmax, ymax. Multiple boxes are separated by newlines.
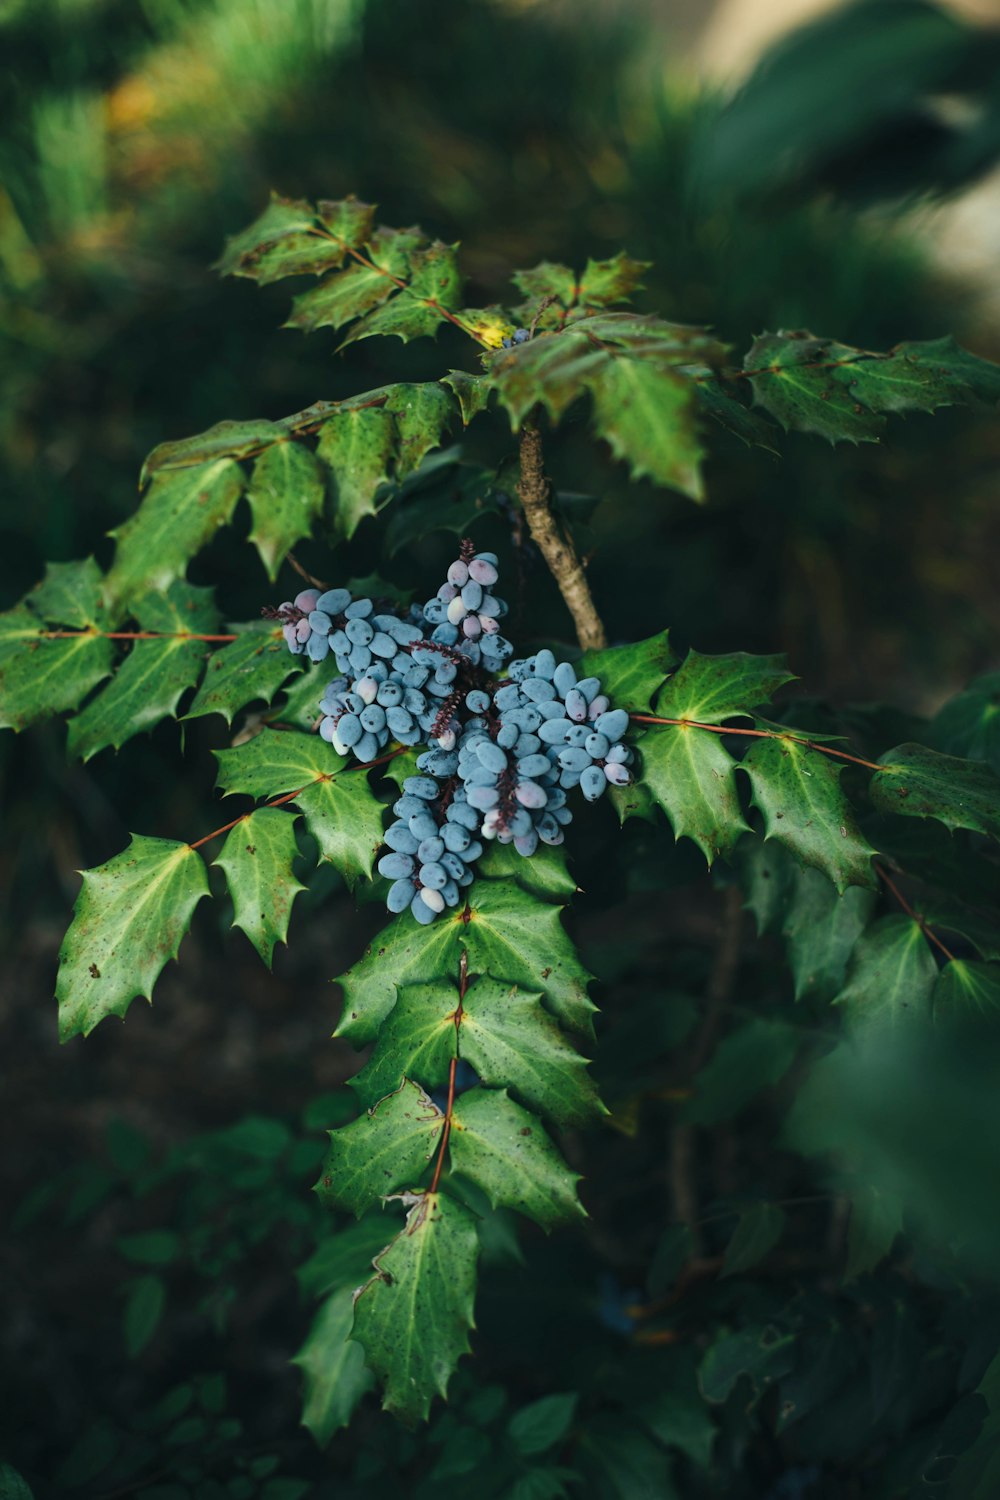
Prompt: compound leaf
<box><xmin>351</xmin><ymin>1190</ymin><xmax>479</xmax><ymax>1424</ymax></box>
<box><xmin>184</xmin><ymin>628</ymin><xmax>301</xmax><ymax>725</ymax></box>
<box><xmin>0</xmin><ymin>606</ymin><xmax>112</xmax><ymax>733</ymax></box>
<box><xmin>317</xmin><ymin>405</ymin><xmax>396</xmax><ymax>538</ymax></box>
<box><xmin>214</xmin><ymin>728</ymin><xmax>384</xmax><ymax>885</ymax></box>
<box><xmin>56</xmin><ymin>836</ymin><xmax>210</xmax><ymax>1040</ymax></box>
<box><xmin>284</xmin><ymin>225</ymin><xmax>424</xmax><ymax>335</ymax></box>
<box><xmin>340</xmin><ymin>243</ymin><xmax>462</xmax><ymax>348</ymax></box>
<box><xmin>214</xmin><ymin>807</ymin><xmax>306</xmax><ymax>965</ymax></box>
<box><xmin>317</xmin><ymin>1080</ymin><xmax>444</xmax><ymax>1217</ymax></box>
<box><xmin>450</xmin><ymin>1088</ymin><xmax>586</xmax><ymax>1230</ymax></box>
<box><xmin>217</xmin><ymin>192</ymin><xmax>374</xmax><ymax>283</ymax></box>
<box><xmin>641</xmin><ymin>725</ymin><xmax>748</xmax><ymax>864</ymax></box>
<box><xmin>103</xmin><ymin>460</ymin><xmax>244</xmax><ymax>614</ymax></box>
<box><xmin>870</xmin><ymin>744</ymin><xmax>1000</xmax><ymax>842</ymax></box>
<box><xmin>247</xmin><ymin>441</ymin><xmax>326</xmax><ymax>582</ymax></box>
<box><xmin>740</xmin><ymin>735</ymin><xmax>876</xmax><ymax>892</ymax></box>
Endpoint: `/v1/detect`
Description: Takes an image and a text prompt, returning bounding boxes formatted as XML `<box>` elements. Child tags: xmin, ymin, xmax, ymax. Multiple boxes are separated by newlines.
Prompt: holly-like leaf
<box><xmin>184</xmin><ymin>628</ymin><xmax>300</xmax><ymax>725</ymax></box>
<box><xmin>511</xmin><ymin>261</ymin><xmax>576</xmax><ymax>308</ymax></box>
<box><xmin>56</xmin><ymin>836</ymin><xmax>211</xmax><ymax>1040</ymax></box>
<box><xmin>586</xmin><ymin>356</ymin><xmax>702</xmax><ymax>498</ymax></box>
<box><xmin>291</xmin><ymin>1286</ymin><xmax>374</xmax><ymax>1445</ymax></box>
<box><xmin>26</xmin><ymin>556</ymin><xmax>106</xmax><ymax>628</ymax></box>
<box><xmin>247</xmin><ymin>441</ymin><xmax>326</xmax><ymax>582</ymax></box>
<box><xmin>442</xmin><ymin>370</ymin><xmax>493</xmax><ymax>425</ymax></box>
<box><xmin>0</xmin><ymin>606</ymin><xmax>113</xmax><ymax>733</ymax></box>
<box><xmin>317</xmin><ymin>405</ymin><xmax>396</xmax><ymax>538</ymax></box>
<box><xmin>478</xmin><ymin>841</ymin><xmax>578</xmax><ymax>900</ymax></box>
<box><xmin>641</xmin><ymin>722</ymin><xmax>749</xmax><ymax>863</ymax></box>
<box><xmin>490</xmin><ymin>329</ymin><xmax>607</xmax><ymax>430</ymax></box>
<box><xmin>577</xmin><ymin>252</ymin><xmax>650</xmax><ymax>307</ymax></box>
<box><xmin>743</xmin><ymin>331</ymin><xmax>1000</xmax><ymax>445</ymax></box>
<box><xmin>317</xmin><ymin>1080</ymin><xmax>444</xmax><ymax>1217</ymax></box>
<box><xmin>284</xmin><ymin>226</ymin><xmax>424</xmax><ymax>335</ymax></box>
<box><xmin>103</xmin><ymin>460</ymin><xmax>244</xmax><ymax>614</ymax></box>
<box><xmin>781</xmin><ymin>865</ymin><xmax>877</xmax><ymax>1002</ymax></box>
<box><xmin>934</xmin><ymin>960</ymin><xmax>1000</xmax><ymax>1020</ymax></box>
<box><xmin>929</xmin><ymin>671</ymin><xmax>1000</xmax><ymax>771</ymax></box>
<box><xmin>214</xmin><ymin>728</ymin><xmax>384</xmax><ymax>885</ymax></box>
<box><xmin>870</xmin><ymin>744</ymin><xmax>1000</xmax><ymax>841</ymax></box>
<box><xmin>656</xmin><ymin>649</ymin><xmax>795</xmax><ymax>723</ymax></box>
<box><xmin>340</xmin><ymin>243</ymin><xmax>462</xmax><ymax>348</ymax></box>
<box><xmin>351</xmin><ymin>1189</ymin><xmax>479</xmax><ymax>1425</ymax></box>
<box><xmin>336</xmin><ymin>880</ymin><xmax>596</xmax><ymax>1043</ymax></box>
<box><xmin>834</xmin><ymin>915</ymin><xmax>937</xmax><ymax>1031</ymax></box>
<box><xmin>347</xmin><ymin>977</ymin><xmax>602</xmax><ymax>1128</ymax></box>
<box><xmin>579</xmin><ymin>629</ymin><xmax>676</xmax><ymax>712</ymax></box>
<box><xmin>721</xmin><ymin>1203</ymin><xmax>787</xmax><ymax>1277</ymax></box>
<box><xmin>214</xmin><ymin>807</ymin><xmax>306</xmax><ymax>965</ymax></box>
<box><xmin>140</xmin><ymin>419</ymin><xmax>284</xmax><ymax>482</ymax></box>
<box><xmin>696</xmin><ymin>377</ymin><xmax>781</xmax><ymax>452</ymax></box>
<box><xmin>740</xmin><ymin>735</ymin><xmax>876</xmax><ymax>892</ymax></box>
<box><xmin>217</xmin><ymin>192</ymin><xmax>374</xmax><ymax>283</ymax></box>
<box><xmin>449</xmin><ymin>1088</ymin><xmax>586</xmax><ymax>1230</ymax></box>
<box><xmin>67</xmin><ymin>582</ymin><xmax>219</xmax><ymax>761</ymax></box>
<box><xmin>384</xmin><ymin>383</ymin><xmax>457</xmax><ymax>479</ymax></box>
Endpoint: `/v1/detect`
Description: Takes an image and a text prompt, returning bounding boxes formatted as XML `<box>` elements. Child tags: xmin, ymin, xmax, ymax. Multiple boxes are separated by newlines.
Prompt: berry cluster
<box><xmin>271</xmin><ymin>542</ymin><xmax>633</xmax><ymax>924</ymax></box>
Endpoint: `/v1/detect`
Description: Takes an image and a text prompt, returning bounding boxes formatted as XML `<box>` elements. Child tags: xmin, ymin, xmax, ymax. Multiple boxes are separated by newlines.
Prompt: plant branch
<box><xmin>516</xmin><ymin>422</ymin><xmax>607</xmax><ymax>650</ymax></box>
<box><xmin>429</xmin><ymin>950</ymin><xmax>468</xmax><ymax>1193</ymax></box>
<box><xmin>41</xmin><ymin>630</ymin><xmax>243</xmax><ymax>642</ymax></box>
<box><xmin>875</xmin><ymin>862</ymin><xmax>957</xmax><ymax>962</ymax></box>
<box><xmin>630</xmin><ymin>714</ymin><xmax>884</xmax><ymax>772</ymax></box>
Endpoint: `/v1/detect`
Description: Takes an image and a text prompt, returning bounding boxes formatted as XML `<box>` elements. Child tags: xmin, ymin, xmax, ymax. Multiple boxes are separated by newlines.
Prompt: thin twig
<box><xmin>875</xmin><ymin>862</ymin><xmax>957</xmax><ymax>961</ymax></box>
<box><xmin>429</xmin><ymin>950</ymin><xmax>468</xmax><ymax>1193</ymax></box>
<box><xmin>630</xmin><ymin>713</ymin><xmax>884</xmax><ymax>772</ymax></box>
<box><xmin>516</xmin><ymin>422</ymin><xmax>607</xmax><ymax>650</ymax></box>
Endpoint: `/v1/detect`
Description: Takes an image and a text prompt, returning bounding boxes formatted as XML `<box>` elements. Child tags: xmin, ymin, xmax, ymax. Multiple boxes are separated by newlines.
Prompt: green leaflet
<box><xmin>184</xmin><ymin>629</ymin><xmax>301</xmax><ymax>725</ymax></box>
<box><xmin>316</xmin><ymin>405</ymin><xmax>396</xmax><ymax>538</ymax></box>
<box><xmin>335</xmin><ymin>879</ymin><xmax>596</xmax><ymax>1043</ymax></box>
<box><xmin>102</xmin><ymin>459</ymin><xmax>244</xmax><ymax>615</ymax></box>
<box><xmin>656</xmin><ymin>648</ymin><xmax>795</xmax><ymax>722</ymax></box>
<box><xmin>441</xmin><ymin>370</ymin><xmax>493</xmax><ymax>424</ymax></box>
<box><xmin>489</xmin><ymin>328</ymin><xmax>607</xmax><ymax>429</ymax></box>
<box><xmin>744</xmin><ymin>331</ymin><xmax>1000</xmax><ymax>444</ymax></box>
<box><xmin>351</xmin><ymin>1190</ymin><xmax>479</xmax><ymax>1425</ymax></box>
<box><xmin>383</xmin><ymin>383</ymin><xmax>457</xmax><ymax>479</ymax></box>
<box><xmin>740</xmin><ymin>735</ymin><xmax>876</xmax><ymax>892</ymax></box>
<box><xmin>141</xmin><ymin>418</ymin><xmax>284</xmax><ymax>482</ymax></box>
<box><xmin>721</xmin><ymin>1203</ymin><xmax>787</xmax><ymax>1278</ymax></box>
<box><xmin>246</xmin><ymin>441</ymin><xmax>326</xmax><ymax>581</ymax></box>
<box><xmin>56</xmin><ymin>836</ymin><xmax>211</xmax><ymax>1040</ymax></box>
<box><xmin>929</xmin><ymin>671</ymin><xmax>1000</xmax><ymax>771</ymax></box>
<box><xmin>682</xmin><ymin>1019</ymin><xmax>802</xmax><ymax>1126</ymax></box>
<box><xmin>834</xmin><ymin>915</ymin><xmax>938</xmax><ymax>1032</ymax></box>
<box><xmin>585</xmin><ymin>356</ymin><xmax>702</xmax><ymax>499</ymax></box>
<box><xmin>449</xmin><ymin>1088</ymin><xmax>586</xmax><ymax>1231</ymax></box>
<box><xmin>339</xmin><ymin>242</ymin><xmax>462</xmax><ymax>348</ymax></box>
<box><xmin>579</xmin><ymin>629</ymin><xmax>676</xmax><ymax>712</ymax></box>
<box><xmin>214</xmin><ymin>728</ymin><xmax>384</xmax><ymax>886</ymax></box>
<box><xmin>0</xmin><ymin>605</ymin><xmax>113</xmax><ymax>733</ymax></box>
<box><xmin>511</xmin><ymin>260</ymin><xmax>576</xmax><ymax>307</ymax></box>
<box><xmin>576</xmin><ymin>252</ymin><xmax>650</xmax><ymax>307</ymax></box>
<box><xmin>317</xmin><ymin>1080</ymin><xmax>445</xmax><ymax>1217</ymax></box>
<box><xmin>699</xmin><ymin>1326</ymin><xmax>796</xmax><ymax>1405</ymax></box>
<box><xmin>477</xmin><ymin>841</ymin><xmax>578</xmax><ymax>901</ymax></box>
<box><xmin>870</xmin><ymin>744</ymin><xmax>1000</xmax><ymax>842</ymax></box>
<box><xmin>934</xmin><ymin>960</ymin><xmax>1000</xmax><ymax>1020</ymax></box>
<box><xmin>291</xmin><ymin>1285</ymin><xmax>374</xmax><ymax>1446</ymax></box>
<box><xmin>781</xmin><ymin>864</ymin><xmax>878</xmax><ymax>1003</ymax></box>
<box><xmin>285</xmin><ymin>225</ymin><xmax>425</xmax><ymax>335</ymax></box>
<box><xmin>26</xmin><ymin>556</ymin><xmax>106</xmax><ymax>628</ymax></box>
<box><xmin>641</xmin><ymin>722</ymin><xmax>749</xmax><ymax>863</ymax></box>
<box><xmin>67</xmin><ymin>581</ymin><xmax>220</xmax><ymax>761</ymax></box>
<box><xmin>213</xmin><ymin>807</ymin><xmax>306</xmax><ymax>965</ymax></box>
<box><xmin>216</xmin><ymin>192</ymin><xmax>375</xmax><ymax>283</ymax></box>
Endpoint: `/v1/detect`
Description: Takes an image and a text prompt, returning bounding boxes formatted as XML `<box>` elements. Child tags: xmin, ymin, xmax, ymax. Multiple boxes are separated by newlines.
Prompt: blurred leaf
<box><xmin>124</xmin><ymin>1274</ymin><xmax>166</xmax><ymax>1357</ymax></box>
<box><xmin>935</xmin><ymin>960</ymin><xmax>1000</xmax><ymax>1021</ymax></box>
<box><xmin>835</xmin><ymin>915</ymin><xmax>937</xmax><ymax>1032</ymax></box>
<box><xmin>291</xmin><ymin>1287</ymin><xmax>373</xmax><ymax>1445</ymax></box>
<box><xmin>682</xmin><ymin>1019</ymin><xmax>801</xmax><ymax>1126</ymax></box>
<box><xmin>721</xmin><ymin>1203</ymin><xmax>787</xmax><ymax>1277</ymax></box>
<box><xmin>586</xmin><ymin>356</ymin><xmax>701</xmax><ymax>499</ymax></box>
<box><xmin>577</xmin><ymin>253</ymin><xmax>650</xmax><ymax>307</ymax></box>
<box><xmin>845</xmin><ymin>1184</ymin><xmax>903</xmax><ymax>1280</ymax></box>
<box><xmin>57</xmin><ymin>836</ymin><xmax>210</xmax><ymax>1040</ymax></box>
<box><xmin>116</xmin><ymin>1230</ymin><xmax>181</xmax><ymax>1267</ymax></box>
<box><xmin>55</xmin><ymin>1419</ymin><xmax>120</xmax><ymax>1488</ymax></box>
<box><xmin>508</xmin><ymin>1393</ymin><xmax>578</xmax><ymax>1456</ymax></box>
<box><xmin>0</xmin><ymin>1464</ymin><xmax>35</xmax><ymax>1499</ymax></box>
<box><xmin>930</xmin><ymin>672</ymin><xmax>1000</xmax><ymax>771</ymax></box>
<box><xmin>699</xmin><ymin>1325</ymin><xmax>796</xmax><ymax>1405</ymax></box>
<box><xmin>217</xmin><ymin>192</ymin><xmax>374</xmax><ymax>283</ymax></box>
<box><xmin>781</xmin><ymin>864</ymin><xmax>877</xmax><ymax>1001</ymax></box>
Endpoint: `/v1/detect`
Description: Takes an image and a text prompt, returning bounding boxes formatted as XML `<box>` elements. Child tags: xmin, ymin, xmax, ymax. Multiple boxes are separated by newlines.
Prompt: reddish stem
<box><xmin>429</xmin><ymin>950</ymin><xmax>468</xmax><ymax>1193</ymax></box>
<box><xmin>875</xmin><ymin>862</ymin><xmax>957</xmax><ymax>962</ymax></box>
<box><xmin>41</xmin><ymin>630</ymin><xmax>243</xmax><ymax>642</ymax></box>
<box><xmin>629</xmin><ymin>714</ymin><xmax>884</xmax><ymax>773</ymax></box>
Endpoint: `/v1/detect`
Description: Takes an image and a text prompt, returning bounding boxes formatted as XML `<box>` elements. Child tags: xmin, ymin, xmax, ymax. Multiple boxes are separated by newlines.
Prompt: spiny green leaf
<box><xmin>699</xmin><ymin>1325</ymin><xmax>796</xmax><ymax>1404</ymax></box>
<box><xmin>0</xmin><ymin>607</ymin><xmax>113</xmax><ymax>733</ymax></box>
<box><xmin>577</xmin><ymin>252</ymin><xmax>650</xmax><ymax>307</ymax></box>
<box><xmin>656</xmin><ymin>648</ymin><xmax>795</xmax><ymax>722</ymax></box>
<box><xmin>336</xmin><ymin>879</ymin><xmax>596</xmax><ymax>1043</ymax></box>
<box><xmin>740</xmin><ymin>736</ymin><xmax>876</xmax><ymax>892</ymax></box>
<box><xmin>26</xmin><ymin>556</ymin><xmax>106</xmax><ymax>628</ymax></box>
<box><xmin>296</xmin><ymin>1215</ymin><xmax>398</xmax><ymax>1298</ymax></box>
<box><xmin>721</xmin><ymin>1203</ymin><xmax>787</xmax><ymax>1277</ymax></box>
<box><xmin>247</xmin><ymin>441</ymin><xmax>326</xmax><ymax>582</ymax></box>
<box><xmin>490</xmin><ymin>328</ymin><xmax>606</xmax><ymax>430</ymax></box>
<box><xmin>384</xmin><ymin>383</ymin><xmax>457</xmax><ymax>479</ymax></box>
<box><xmin>214</xmin><ymin>728</ymin><xmax>384</xmax><ymax>885</ymax></box>
<box><xmin>929</xmin><ymin>671</ymin><xmax>1000</xmax><ymax>771</ymax></box>
<box><xmin>586</xmin><ymin>356</ymin><xmax>702</xmax><ymax>498</ymax></box>
<box><xmin>348</xmin><ymin>976</ymin><xmax>602</xmax><ymax>1128</ymax></box>
<box><xmin>316</xmin><ymin>405</ymin><xmax>396</xmax><ymax>538</ymax></box>
<box><xmin>141</xmin><ymin>418</ymin><xmax>284</xmax><ymax>483</ymax></box>
<box><xmin>442</xmin><ymin>370</ymin><xmax>493</xmax><ymax>424</ymax></box>
<box><xmin>56</xmin><ymin>836</ymin><xmax>211</xmax><ymax>1040</ymax></box>
<box><xmin>640</xmin><ymin>724</ymin><xmax>749</xmax><ymax>864</ymax></box>
<box><xmin>184</xmin><ymin>627</ymin><xmax>300</xmax><ymax>725</ymax></box>
<box><xmin>478</xmin><ymin>841</ymin><xmax>578</xmax><ymax>900</ymax></box>
<box><xmin>934</xmin><ymin>960</ymin><xmax>1000</xmax><ymax>1020</ymax></box>
<box><xmin>834</xmin><ymin>915</ymin><xmax>937</xmax><ymax>1031</ymax></box>
<box><xmin>844</xmin><ymin>1185</ymin><xmax>904</xmax><ymax>1280</ymax></box>
<box><xmin>317</xmin><ymin>1080</ymin><xmax>444</xmax><ymax>1217</ymax></box>
<box><xmin>696</xmin><ymin>377</ymin><xmax>780</xmax><ymax>452</ymax></box>
<box><xmin>217</xmin><ymin>192</ymin><xmax>374</xmax><ymax>283</ymax></box>
<box><xmin>103</xmin><ymin>459</ymin><xmax>244</xmax><ymax>613</ymax></box>
<box><xmin>450</xmin><ymin>1088</ymin><xmax>586</xmax><ymax>1231</ymax></box>
<box><xmin>67</xmin><ymin>581</ymin><xmax>219</xmax><ymax>761</ymax></box>
<box><xmin>781</xmin><ymin>865</ymin><xmax>877</xmax><ymax>1002</ymax></box>
<box><xmin>682</xmin><ymin>1019</ymin><xmax>802</xmax><ymax>1125</ymax></box>
<box><xmin>214</xmin><ymin>807</ymin><xmax>306</xmax><ymax>965</ymax></box>
<box><xmin>511</xmin><ymin>261</ymin><xmax>576</xmax><ymax>307</ymax></box>
<box><xmin>291</xmin><ymin>1286</ymin><xmax>374</xmax><ymax>1445</ymax></box>
<box><xmin>870</xmin><ymin>744</ymin><xmax>1000</xmax><ymax>841</ymax></box>
<box><xmin>340</xmin><ymin>243</ymin><xmax>462</xmax><ymax>348</ymax></box>
<box><xmin>351</xmin><ymin>1189</ymin><xmax>479</xmax><ymax>1424</ymax></box>
<box><xmin>284</xmin><ymin>225</ymin><xmax>423</xmax><ymax>335</ymax></box>
<box><xmin>579</xmin><ymin>629</ymin><xmax>676</xmax><ymax>712</ymax></box>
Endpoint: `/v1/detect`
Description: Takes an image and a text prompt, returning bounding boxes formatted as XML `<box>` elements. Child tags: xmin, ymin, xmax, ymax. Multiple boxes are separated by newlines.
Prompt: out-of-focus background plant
<box><xmin>4</xmin><ymin>1</ymin><xmax>1000</xmax><ymax>1494</ymax></box>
